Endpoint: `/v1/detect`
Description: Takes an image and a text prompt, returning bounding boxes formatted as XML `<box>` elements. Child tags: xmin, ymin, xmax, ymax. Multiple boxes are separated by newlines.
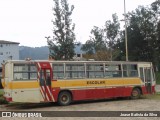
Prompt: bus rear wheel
<box><xmin>58</xmin><ymin>91</ymin><xmax>72</xmax><ymax>106</ymax></box>
<box><xmin>131</xmin><ymin>88</ymin><xmax>141</xmax><ymax>99</ymax></box>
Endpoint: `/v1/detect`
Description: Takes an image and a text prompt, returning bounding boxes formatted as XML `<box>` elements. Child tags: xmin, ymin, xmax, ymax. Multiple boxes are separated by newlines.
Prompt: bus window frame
<box><xmin>86</xmin><ymin>63</ymin><xmax>104</xmax><ymax>78</ymax></box>
<box><xmin>52</xmin><ymin>63</ymin><xmax>65</xmax><ymax>79</ymax></box>
<box><xmin>65</xmin><ymin>63</ymin><xmax>85</xmax><ymax>79</ymax></box>
<box><xmin>13</xmin><ymin>63</ymin><xmax>37</xmax><ymax>81</ymax></box>
<box><xmin>122</xmin><ymin>64</ymin><xmax>138</xmax><ymax>77</ymax></box>
<box><xmin>104</xmin><ymin>64</ymin><xmax>122</xmax><ymax>78</ymax></box>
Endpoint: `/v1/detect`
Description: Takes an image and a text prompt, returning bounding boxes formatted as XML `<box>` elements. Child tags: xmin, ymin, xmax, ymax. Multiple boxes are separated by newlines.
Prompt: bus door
<box><xmin>139</xmin><ymin>66</ymin><xmax>152</xmax><ymax>94</ymax></box>
<box><xmin>37</xmin><ymin>62</ymin><xmax>54</xmax><ymax>102</ymax></box>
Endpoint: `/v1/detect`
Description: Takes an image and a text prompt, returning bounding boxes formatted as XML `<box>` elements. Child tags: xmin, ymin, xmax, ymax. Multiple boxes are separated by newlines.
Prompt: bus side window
<box><xmin>52</xmin><ymin>64</ymin><xmax>64</xmax><ymax>79</ymax></box>
<box><xmin>105</xmin><ymin>64</ymin><xmax>122</xmax><ymax>78</ymax></box>
<box><xmin>13</xmin><ymin>64</ymin><xmax>37</xmax><ymax>80</ymax></box>
<box><xmin>123</xmin><ymin>64</ymin><xmax>138</xmax><ymax>77</ymax></box>
<box><xmin>86</xmin><ymin>64</ymin><xmax>104</xmax><ymax>78</ymax></box>
<box><xmin>65</xmin><ymin>64</ymin><xmax>85</xmax><ymax>79</ymax></box>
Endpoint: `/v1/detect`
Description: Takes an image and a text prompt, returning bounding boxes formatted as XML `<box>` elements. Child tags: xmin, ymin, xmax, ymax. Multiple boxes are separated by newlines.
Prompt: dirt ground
<box><xmin>1</xmin><ymin>98</ymin><xmax>160</xmax><ymax>120</ymax></box>
<box><xmin>1</xmin><ymin>85</ymin><xmax>160</xmax><ymax>120</ymax></box>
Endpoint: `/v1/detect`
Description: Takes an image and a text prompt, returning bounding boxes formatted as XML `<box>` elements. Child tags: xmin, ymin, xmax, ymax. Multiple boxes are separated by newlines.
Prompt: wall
<box><xmin>0</xmin><ymin>44</ymin><xmax>19</xmax><ymax>67</ymax></box>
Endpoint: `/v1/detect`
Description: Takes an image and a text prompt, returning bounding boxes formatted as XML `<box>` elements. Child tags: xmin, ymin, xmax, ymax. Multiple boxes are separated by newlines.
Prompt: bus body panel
<box><xmin>1</xmin><ymin>60</ymin><xmax>156</xmax><ymax>104</ymax></box>
<box><xmin>51</xmin><ymin>78</ymin><xmax>144</xmax><ymax>101</ymax></box>
<box><xmin>11</xmin><ymin>88</ymin><xmax>42</xmax><ymax>103</ymax></box>
<box><xmin>4</xmin><ymin>78</ymin><xmax>144</xmax><ymax>103</ymax></box>
<box><xmin>3</xmin><ymin>81</ymin><xmax>43</xmax><ymax>103</ymax></box>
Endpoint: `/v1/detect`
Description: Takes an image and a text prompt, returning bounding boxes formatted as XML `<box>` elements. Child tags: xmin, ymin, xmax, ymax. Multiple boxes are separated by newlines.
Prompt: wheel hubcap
<box><xmin>62</xmin><ymin>95</ymin><xmax>68</xmax><ymax>102</ymax></box>
<box><xmin>132</xmin><ymin>90</ymin><xmax>138</xmax><ymax>96</ymax></box>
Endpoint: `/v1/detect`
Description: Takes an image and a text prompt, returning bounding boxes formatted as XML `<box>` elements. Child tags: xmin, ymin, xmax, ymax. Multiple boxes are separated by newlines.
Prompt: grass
<box><xmin>0</xmin><ymin>89</ymin><xmax>8</xmax><ymax>104</ymax></box>
<box><xmin>0</xmin><ymin>89</ymin><xmax>4</xmax><ymax>97</ymax></box>
<box><xmin>142</xmin><ymin>92</ymin><xmax>160</xmax><ymax>100</ymax></box>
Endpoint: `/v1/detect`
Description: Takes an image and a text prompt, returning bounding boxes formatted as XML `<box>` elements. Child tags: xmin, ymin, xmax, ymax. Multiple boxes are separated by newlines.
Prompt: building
<box><xmin>73</xmin><ymin>43</ymin><xmax>85</xmax><ymax>61</ymax></box>
<box><xmin>0</xmin><ymin>40</ymin><xmax>19</xmax><ymax>74</ymax></box>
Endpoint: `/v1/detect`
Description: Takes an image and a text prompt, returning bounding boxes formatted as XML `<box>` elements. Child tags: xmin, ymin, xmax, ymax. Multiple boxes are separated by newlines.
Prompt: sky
<box><xmin>0</xmin><ymin>0</ymin><xmax>156</xmax><ymax>47</ymax></box>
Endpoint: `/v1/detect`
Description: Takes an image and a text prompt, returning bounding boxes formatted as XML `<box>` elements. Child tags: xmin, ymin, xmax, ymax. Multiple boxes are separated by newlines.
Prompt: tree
<box><xmin>47</xmin><ymin>0</ymin><xmax>75</xmax><ymax>60</ymax></box>
<box><xmin>151</xmin><ymin>0</ymin><xmax>160</xmax><ymax>66</ymax></box>
<box><xmin>104</xmin><ymin>13</ymin><xmax>120</xmax><ymax>60</ymax></box>
<box><xmin>81</xmin><ymin>26</ymin><xmax>106</xmax><ymax>54</ymax></box>
<box><xmin>81</xmin><ymin>39</ymin><xmax>95</xmax><ymax>55</ymax></box>
<box><xmin>82</xmin><ymin>14</ymin><xmax>120</xmax><ymax>61</ymax></box>
<box><xmin>81</xmin><ymin>26</ymin><xmax>110</xmax><ymax>60</ymax></box>
<box><xmin>157</xmin><ymin>21</ymin><xmax>160</xmax><ymax>70</ymax></box>
<box><xmin>116</xmin><ymin>3</ymin><xmax>160</xmax><ymax>64</ymax></box>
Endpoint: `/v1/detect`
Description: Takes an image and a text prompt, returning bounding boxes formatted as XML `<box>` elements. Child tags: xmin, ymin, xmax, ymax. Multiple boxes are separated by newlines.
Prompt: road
<box><xmin>1</xmin><ymin>98</ymin><xmax>160</xmax><ymax>119</ymax></box>
<box><xmin>1</xmin><ymin>85</ymin><xmax>160</xmax><ymax>120</ymax></box>
<box><xmin>0</xmin><ymin>98</ymin><xmax>160</xmax><ymax>111</ymax></box>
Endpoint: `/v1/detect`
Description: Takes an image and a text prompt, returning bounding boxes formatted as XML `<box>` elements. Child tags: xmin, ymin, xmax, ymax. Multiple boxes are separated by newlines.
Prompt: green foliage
<box><xmin>105</xmin><ymin>13</ymin><xmax>120</xmax><ymax>48</ymax></box>
<box><xmin>81</xmin><ymin>40</ymin><xmax>95</xmax><ymax>55</ymax></box>
<box><xmin>48</xmin><ymin>0</ymin><xmax>75</xmax><ymax>60</ymax></box>
<box><xmin>141</xmin><ymin>94</ymin><xmax>160</xmax><ymax>100</ymax></box>
<box><xmin>128</xmin><ymin>6</ymin><xmax>157</xmax><ymax>62</ymax></box>
<box><xmin>0</xmin><ymin>89</ymin><xmax>3</xmax><ymax>97</ymax></box>
<box><xmin>82</xmin><ymin>14</ymin><xmax>120</xmax><ymax>61</ymax></box>
<box><xmin>0</xmin><ymin>89</ymin><xmax>8</xmax><ymax>104</ymax></box>
<box><xmin>81</xmin><ymin>26</ymin><xmax>106</xmax><ymax>55</ymax></box>
<box><xmin>0</xmin><ymin>97</ymin><xmax>8</xmax><ymax>104</ymax></box>
<box><xmin>117</xmin><ymin>2</ymin><xmax>160</xmax><ymax>65</ymax></box>
<box><xmin>82</xmin><ymin>1</ymin><xmax>160</xmax><ymax>65</ymax></box>
<box><xmin>156</xmin><ymin>72</ymin><xmax>160</xmax><ymax>84</ymax></box>
<box><xmin>105</xmin><ymin>13</ymin><xmax>120</xmax><ymax>61</ymax></box>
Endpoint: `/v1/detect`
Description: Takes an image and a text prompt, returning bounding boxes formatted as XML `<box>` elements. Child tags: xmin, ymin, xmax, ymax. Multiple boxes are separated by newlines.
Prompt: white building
<box><xmin>0</xmin><ymin>40</ymin><xmax>19</xmax><ymax>68</ymax></box>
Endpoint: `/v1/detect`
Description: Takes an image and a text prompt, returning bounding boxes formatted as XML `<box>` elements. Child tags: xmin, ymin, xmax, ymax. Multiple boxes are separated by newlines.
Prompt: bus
<box><xmin>1</xmin><ymin>60</ymin><xmax>156</xmax><ymax>105</ymax></box>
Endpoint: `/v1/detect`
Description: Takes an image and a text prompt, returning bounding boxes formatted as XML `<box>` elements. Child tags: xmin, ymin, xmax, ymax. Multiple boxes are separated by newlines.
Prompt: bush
<box><xmin>0</xmin><ymin>89</ymin><xmax>4</xmax><ymax>97</ymax></box>
<box><xmin>0</xmin><ymin>89</ymin><xmax>8</xmax><ymax>104</ymax></box>
<box><xmin>0</xmin><ymin>97</ymin><xmax>8</xmax><ymax>104</ymax></box>
<box><xmin>156</xmin><ymin>72</ymin><xmax>160</xmax><ymax>85</ymax></box>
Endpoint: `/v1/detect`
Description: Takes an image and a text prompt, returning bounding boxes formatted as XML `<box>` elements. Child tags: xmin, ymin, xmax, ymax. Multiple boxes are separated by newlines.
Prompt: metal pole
<box><xmin>124</xmin><ymin>0</ymin><xmax>128</xmax><ymax>61</ymax></box>
<box><xmin>45</xmin><ymin>36</ymin><xmax>51</xmax><ymax>59</ymax></box>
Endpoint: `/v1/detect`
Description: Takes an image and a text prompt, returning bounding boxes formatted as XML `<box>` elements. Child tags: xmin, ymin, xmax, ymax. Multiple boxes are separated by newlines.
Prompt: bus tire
<box><xmin>58</xmin><ymin>91</ymin><xmax>72</xmax><ymax>106</ymax></box>
<box><xmin>131</xmin><ymin>88</ymin><xmax>141</xmax><ymax>99</ymax></box>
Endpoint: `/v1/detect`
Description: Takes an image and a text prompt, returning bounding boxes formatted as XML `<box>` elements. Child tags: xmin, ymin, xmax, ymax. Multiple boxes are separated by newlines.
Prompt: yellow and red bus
<box><xmin>1</xmin><ymin>60</ymin><xmax>156</xmax><ymax>105</ymax></box>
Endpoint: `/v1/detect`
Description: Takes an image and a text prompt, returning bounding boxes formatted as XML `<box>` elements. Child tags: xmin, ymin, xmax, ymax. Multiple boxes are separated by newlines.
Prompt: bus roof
<box><xmin>4</xmin><ymin>60</ymin><xmax>152</xmax><ymax>65</ymax></box>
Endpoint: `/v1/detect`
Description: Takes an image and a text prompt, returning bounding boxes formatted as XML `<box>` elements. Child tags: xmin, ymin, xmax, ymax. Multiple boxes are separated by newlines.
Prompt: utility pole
<box><xmin>45</xmin><ymin>36</ymin><xmax>52</xmax><ymax>59</ymax></box>
<box><xmin>124</xmin><ymin>0</ymin><xmax>128</xmax><ymax>61</ymax></box>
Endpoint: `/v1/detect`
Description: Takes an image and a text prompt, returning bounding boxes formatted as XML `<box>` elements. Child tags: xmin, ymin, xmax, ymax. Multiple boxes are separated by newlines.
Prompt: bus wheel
<box><xmin>58</xmin><ymin>91</ymin><xmax>72</xmax><ymax>106</ymax></box>
<box><xmin>131</xmin><ymin>88</ymin><xmax>141</xmax><ymax>99</ymax></box>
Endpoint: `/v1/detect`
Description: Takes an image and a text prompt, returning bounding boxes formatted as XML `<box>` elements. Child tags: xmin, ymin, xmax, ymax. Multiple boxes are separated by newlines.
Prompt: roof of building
<box><xmin>0</xmin><ymin>40</ymin><xmax>20</xmax><ymax>44</ymax></box>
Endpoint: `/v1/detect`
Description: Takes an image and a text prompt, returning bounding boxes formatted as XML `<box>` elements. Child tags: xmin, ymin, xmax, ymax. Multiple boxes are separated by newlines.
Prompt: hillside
<box><xmin>19</xmin><ymin>46</ymin><xmax>49</xmax><ymax>60</ymax></box>
<box><xmin>19</xmin><ymin>44</ymin><xmax>84</xmax><ymax>60</ymax></box>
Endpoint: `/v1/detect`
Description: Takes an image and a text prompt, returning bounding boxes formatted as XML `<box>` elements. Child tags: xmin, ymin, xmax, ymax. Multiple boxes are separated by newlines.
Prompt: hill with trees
<box><xmin>19</xmin><ymin>46</ymin><xmax>49</xmax><ymax>60</ymax></box>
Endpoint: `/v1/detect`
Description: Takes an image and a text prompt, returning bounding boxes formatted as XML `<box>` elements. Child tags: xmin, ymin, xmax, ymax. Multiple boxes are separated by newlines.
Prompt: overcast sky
<box><xmin>0</xmin><ymin>0</ymin><xmax>155</xmax><ymax>47</ymax></box>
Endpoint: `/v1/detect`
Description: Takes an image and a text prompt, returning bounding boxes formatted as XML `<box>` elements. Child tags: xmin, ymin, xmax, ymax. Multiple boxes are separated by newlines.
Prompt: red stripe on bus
<box><xmin>71</xmin><ymin>86</ymin><xmax>148</xmax><ymax>101</ymax></box>
<box><xmin>44</xmin><ymin>86</ymin><xmax>52</xmax><ymax>101</ymax></box>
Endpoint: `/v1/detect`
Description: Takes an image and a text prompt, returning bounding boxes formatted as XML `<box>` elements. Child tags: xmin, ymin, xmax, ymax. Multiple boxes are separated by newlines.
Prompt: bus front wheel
<box><xmin>58</xmin><ymin>91</ymin><xmax>72</xmax><ymax>106</ymax></box>
<box><xmin>131</xmin><ymin>88</ymin><xmax>141</xmax><ymax>99</ymax></box>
